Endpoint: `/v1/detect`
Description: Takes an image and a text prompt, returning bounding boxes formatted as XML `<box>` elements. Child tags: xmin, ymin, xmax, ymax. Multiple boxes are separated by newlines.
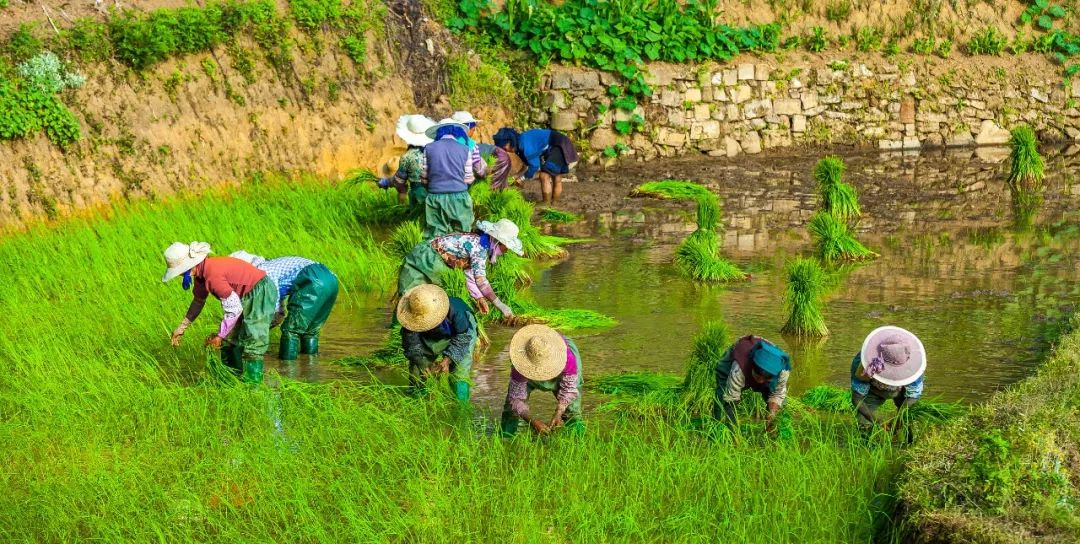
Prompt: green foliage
<box><xmin>806</xmin><ymin>27</ymin><xmax>828</xmax><ymax>53</ymax></box>
<box><xmin>340</xmin><ymin>34</ymin><xmax>367</xmax><ymax>64</ymax></box>
<box><xmin>824</xmin><ymin>0</ymin><xmax>852</xmax><ymax>22</ymax></box>
<box><xmin>17</xmin><ymin>52</ymin><xmax>86</xmax><ymax>94</ymax></box>
<box><xmin>809</xmin><ymin>212</ymin><xmax>877</xmax><ymax>263</ymax></box>
<box><xmin>855</xmin><ymin>27</ymin><xmax>882</xmax><ymax>52</ymax></box>
<box><xmin>883</xmin><ymin>39</ymin><xmax>900</xmax><ymax>57</ymax></box>
<box><xmin>5</xmin><ymin>24</ymin><xmax>44</xmax><ymax>63</ymax></box>
<box><xmin>934</xmin><ymin>38</ymin><xmax>952</xmax><ymax>58</ymax></box>
<box><xmin>679</xmin><ymin>321</ymin><xmax>730</xmax><ymax>418</ymax></box>
<box><xmin>447</xmin><ymin>53</ymin><xmax>517</xmax><ymax>109</ymax></box>
<box><xmin>1021</xmin><ymin>0</ymin><xmax>1068</xmax><ymax>31</ymax></box>
<box><xmin>63</xmin><ymin>18</ymin><xmax>114</xmax><ymax>63</ymax></box>
<box><xmin>814</xmin><ymin>156</ymin><xmax>861</xmax><ymax>222</ymax></box>
<box><xmin>288</xmin><ymin>0</ymin><xmax>342</xmax><ymax>30</ymax></box>
<box><xmin>911</xmin><ymin>36</ymin><xmax>935</xmax><ymax>55</ymax></box>
<box><xmin>0</xmin><ymin>76</ymin><xmax>82</xmax><ymax>148</ymax></box>
<box><xmin>967</xmin><ymin>26</ymin><xmax>1006</xmax><ymax>55</ymax></box>
<box><xmin>630</xmin><ymin>180</ymin><xmax>712</xmax><ymax>201</ymax></box>
<box><xmin>539</xmin><ymin>208</ymin><xmax>580</xmax><ymax>223</ymax></box>
<box><xmin>1008</xmin><ymin>125</ymin><xmax>1045</xmax><ymax>191</ymax></box>
<box><xmin>781</xmin><ymin>258</ymin><xmax>829</xmax><ymax>338</ymax></box>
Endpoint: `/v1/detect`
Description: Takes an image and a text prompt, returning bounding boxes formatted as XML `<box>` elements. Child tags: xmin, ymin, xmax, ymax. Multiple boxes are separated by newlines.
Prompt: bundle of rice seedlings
<box><xmin>814</xmin><ymin>157</ymin><xmax>862</xmax><ymax>221</ymax></box>
<box><xmin>343</xmin><ymin>168</ymin><xmax>379</xmax><ymax>186</ymax></box>
<box><xmin>589</xmin><ymin>371</ymin><xmax>682</xmax><ymax>395</ymax></box>
<box><xmin>801</xmin><ymin>385</ymin><xmax>853</xmax><ymax>411</ymax></box>
<box><xmin>539</xmin><ymin>208</ymin><xmax>581</xmax><ymax>224</ymax></box>
<box><xmin>781</xmin><ymin>257</ymin><xmax>829</xmax><ymax>338</ymax></box>
<box><xmin>802</xmin><ymin>385</ymin><xmax>965</xmax><ymax>425</ymax></box>
<box><xmin>337</xmin><ymin>324</ymin><xmax>408</xmax><ymax>368</ymax></box>
<box><xmin>1008</xmin><ymin>125</ymin><xmax>1045</xmax><ymax>191</ymax></box>
<box><xmin>674</xmin><ymin>230</ymin><xmax>747</xmax><ymax>282</ymax></box>
<box><xmin>695</xmin><ymin>194</ymin><xmax>721</xmax><ymax>231</ymax></box>
<box><xmin>809</xmin><ymin>211</ymin><xmax>878</xmax><ymax>263</ymax></box>
<box><xmin>630</xmin><ymin>180</ymin><xmax>714</xmax><ymax>201</ymax></box>
<box><xmin>385</xmin><ymin>220</ymin><xmax>423</xmax><ymax>260</ymax></box>
<box><xmin>678</xmin><ymin>321</ymin><xmax>731</xmax><ymax>417</ymax></box>
<box><xmin>341</xmin><ymin>172</ymin><xmax>409</xmax><ymax>224</ymax></box>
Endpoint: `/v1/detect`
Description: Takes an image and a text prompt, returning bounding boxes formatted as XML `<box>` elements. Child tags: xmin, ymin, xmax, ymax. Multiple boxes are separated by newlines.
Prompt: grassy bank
<box><xmin>898</xmin><ymin>314</ymin><xmax>1080</xmax><ymax>542</ymax></box>
<box><xmin>0</xmin><ymin>174</ymin><xmax>910</xmax><ymax>541</ymax></box>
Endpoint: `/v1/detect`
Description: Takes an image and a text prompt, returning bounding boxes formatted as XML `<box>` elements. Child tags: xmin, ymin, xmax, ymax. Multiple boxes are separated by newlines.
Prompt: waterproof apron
<box><xmin>423</xmin><ymin>191</ymin><xmax>474</xmax><ymax>240</ymax></box>
<box><xmin>221</xmin><ymin>276</ymin><xmax>277</xmax><ymax>383</ymax></box>
<box><xmin>279</xmin><ymin>263</ymin><xmax>340</xmax><ymax>359</ymax></box>
<box><xmin>500</xmin><ymin>338</ymin><xmax>584</xmax><ymax>436</ymax></box>
<box><xmin>397</xmin><ymin>242</ymin><xmax>451</xmax><ymax>296</ymax></box>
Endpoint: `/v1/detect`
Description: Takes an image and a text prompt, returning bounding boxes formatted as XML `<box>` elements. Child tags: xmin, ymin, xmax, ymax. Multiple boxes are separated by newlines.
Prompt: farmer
<box><xmin>378</xmin><ymin>114</ymin><xmax>435</xmax><ymax>211</ymax></box>
<box><xmin>420</xmin><ymin>118</ymin><xmax>488</xmax><ymax>239</ymax></box>
<box><xmin>500</xmin><ymin>324</ymin><xmax>584</xmax><ymax>436</ymax></box>
<box><xmin>230</xmin><ymin>251</ymin><xmax>339</xmax><ymax>360</ymax></box>
<box><xmin>453</xmin><ymin>110</ymin><xmax>513</xmax><ymax>190</ymax></box>
<box><xmin>851</xmin><ymin>326</ymin><xmax>926</xmax><ymax>442</ymax></box>
<box><xmin>493</xmin><ymin>127</ymin><xmax>579</xmax><ymax>205</ymax></box>
<box><xmin>163</xmin><ymin>242</ymin><xmax>276</xmax><ymax>383</ymax></box>
<box><xmin>713</xmin><ymin>335</ymin><xmax>792</xmax><ymax>434</ymax></box>
<box><xmin>450</xmin><ymin>110</ymin><xmax>480</xmax><ymax>149</ymax></box>
<box><xmin>397</xmin><ymin>218</ymin><xmax>523</xmax><ymax>319</ymax></box>
<box><xmin>397</xmin><ymin>284</ymin><xmax>477</xmax><ymax>401</ymax></box>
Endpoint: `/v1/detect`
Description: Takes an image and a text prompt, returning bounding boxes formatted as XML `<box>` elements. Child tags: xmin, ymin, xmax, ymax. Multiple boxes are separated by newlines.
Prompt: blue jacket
<box><xmin>518</xmin><ymin>129</ymin><xmax>552</xmax><ymax>179</ymax></box>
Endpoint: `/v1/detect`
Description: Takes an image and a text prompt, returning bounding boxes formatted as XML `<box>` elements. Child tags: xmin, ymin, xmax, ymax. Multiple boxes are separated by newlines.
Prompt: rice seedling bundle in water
<box><xmin>679</xmin><ymin>321</ymin><xmax>731</xmax><ymax>417</ymax></box>
<box><xmin>386</xmin><ymin>220</ymin><xmax>423</xmax><ymax>260</ymax></box>
<box><xmin>1008</xmin><ymin>125</ymin><xmax>1045</xmax><ymax>191</ymax></box>
<box><xmin>630</xmin><ymin>180</ymin><xmax>713</xmax><ymax>201</ymax></box>
<box><xmin>814</xmin><ymin>156</ymin><xmax>862</xmax><ymax>222</ymax></box>
<box><xmin>695</xmin><ymin>194</ymin><xmax>721</xmax><ymax>231</ymax></box>
<box><xmin>781</xmin><ymin>257</ymin><xmax>829</xmax><ymax>338</ymax></box>
<box><xmin>674</xmin><ymin>229</ymin><xmax>747</xmax><ymax>282</ymax></box>
<box><xmin>590</xmin><ymin>371</ymin><xmax>682</xmax><ymax>395</ymax></box>
<box><xmin>809</xmin><ymin>211</ymin><xmax>878</xmax><ymax>263</ymax></box>
<box><xmin>539</xmin><ymin>208</ymin><xmax>581</xmax><ymax>223</ymax></box>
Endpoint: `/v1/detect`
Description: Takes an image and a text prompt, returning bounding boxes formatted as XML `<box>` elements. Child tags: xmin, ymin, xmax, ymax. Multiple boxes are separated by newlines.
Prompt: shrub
<box><xmin>911</xmin><ymin>36</ymin><xmax>935</xmax><ymax>55</ymax></box>
<box><xmin>855</xmin><ymin>26</ymin><xmax>882</xmax><ymax>52</ymax></box>
<box><xmin>806</xmin><ymin>27</ymin><xmax>828</xmax><ymax>53</ymax></box>
<box><xmin>288</xmin><ymin>0</ymin><xmax>343</xmax><ymax>30</ymax></box>
<box><xmin>781</xmin><ymin>258</ymin><xmax>829</xmax><ymax>338</ymax></box>
<box><xmin>967</xmin><ymin>26</ymin><xmax>1006</xmax><ymax>55</ymax></box>
<box><xmin>935</xmin><ymin>39</ymin><xmax>952</xmax><ymax>59</ymax></box>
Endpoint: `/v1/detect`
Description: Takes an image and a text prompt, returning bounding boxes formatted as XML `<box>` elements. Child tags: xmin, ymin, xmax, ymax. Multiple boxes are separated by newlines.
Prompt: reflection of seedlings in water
<box><xmin>781</xmin><ymin>258</ymin><xmax>829</xmax><ymax>338</ymax></box>
<box><xmin>539</xmin><ymin>208</ymin><xmax>581</xmax><ymax>224</ymax></box>
<box><xmin>883</xmin><ymin>235</ymin><xmax>902</xmax><ymax>251</ymax></box>
<box><xmin>1010</xmin><ymin>187</ymin><xmax>1042</xmax><ymax>232</ymax></box>
<box><xmin>967</xmin><ymin>227</ymin><xmax>1007</xmax><ymax>249</ymax></box>
<box><xmin>948</xmin><ymin>289</ymin><xmax>1016</xmax><ymax>301</ymax></box>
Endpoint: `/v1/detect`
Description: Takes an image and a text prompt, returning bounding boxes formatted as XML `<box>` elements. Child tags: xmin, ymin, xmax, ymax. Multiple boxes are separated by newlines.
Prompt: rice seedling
<box><xmin>674</xmin><ymin>229</ymin><xmax>748</xmax><ymax>282</ymax></box>
<box><xmin>678</xmin><ymin>321</ymin><xmax>730</xmax><ymax>418</ymax></box>
<box><xmin>801</xmin><ymin>385</ymin><xmax>964</xmax><ymax>425</ymax></box>
<box><xmin>814</xmin><ymin>156</ymin><xmax>862</xmax><ymax>222</ymax></box>
<box><xmin>809</xmin><ymin>211</ymin><xmax>878</xmax><ymax>263</ymax></box>
<box><xmin>385</xmin><ymin>220</ymin><xmax>423</xmax><ymax>260</ymax></box>
<box><xmin>781</xmin><ymin>257</ymin><xmax>829</xmax><ymax>338</ymax></box>
<box><xmin>539</xmin><ymin>208</ymin><xmax>581</xmax><ymax>223</ymax></box>
<box><xmin>1007</xmin><ymin>125</ymin><xmax>1045</xmax><ymax>191</ymax></box>
<box><xmin>695</xmin><ymin>194</ymin><xmax>720</xmax><ymax>231</ymax></box>
<box><xmin>589</xmin><ymin>371</ymin><xmax>682</xmax><ymax>395</ymax></box>
<box><xmin>630</xmin><ymin>180</ymin><xmax>713</xmax><ymax>201</ymax></box>
<box><xmin>472</xmin><ymin>180</ymin><xmax>570</xmax><ymax>259</ymax></box>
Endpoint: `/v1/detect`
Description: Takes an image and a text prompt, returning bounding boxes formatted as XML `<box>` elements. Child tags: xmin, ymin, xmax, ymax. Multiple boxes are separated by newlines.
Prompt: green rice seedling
<box><xmin>674</xmin><ymin>230</ymin><xmax>747</xmax><ymax>282</ymax></box>
<box><xmin>589</xmin><ymin>371</ymin><xmax>682</xmax><ymax>395</ymax></box>
<box><xmin>630</xmin><ymin>180</ymin><xmax>713</xmax><ymax>201</ymax></box>
<box><xmin>678</xmin><ymin>321</ymin><xmax>731</xmax><ymax>418</ymax></box>
<box><xmin>803</xmin><ymin>385</ymin><xmax>964</xmax><ymax>425</ymax></box>
<box><xmin>814</xmin><ymin>156</ymin><xmax>861</xmax><ymax>221</ymax></box>
<box><xmin>809</xmin><ymin>211</ymin><xmax>878</xmax><ymax>263</ymax></box>
<box><xmin>539</xmin><ymin>208</ymin><xmax>581</xmax><ymax>223</ymax></box>
<box><xmin>343</xmin><ymin>167</ymin><xmax>379</xmax><ymax>186</ymax></box>
<box><xmin>695</xmin><ymin>194</ymin><xmax>720</xmax><ymax>231</ymax></box>
<box><xmin>1008</xmin><ymin>125</ymin><xmax>1045</xmax><ymax>191</ymax></box>
<box><xmin>385</xmin><ymin>220</ymin><xmax>422</xmax><ymax>260</ymax></box>
<box><xmin>781</xmin><ymin>257</ymin><xmax>829</xmax><ymax>338</ymax></box>
<box><xmin>802</xmin><ymin>385</ymin><xmax>853</xmax><ymax>411</ymax></box>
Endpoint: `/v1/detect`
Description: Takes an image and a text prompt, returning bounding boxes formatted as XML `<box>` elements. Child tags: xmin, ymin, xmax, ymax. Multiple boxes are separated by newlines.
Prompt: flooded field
<box><xmin>263</xmin><ymin>147</ymin><xmax>1080</xmax><ymax>413</ymax></box>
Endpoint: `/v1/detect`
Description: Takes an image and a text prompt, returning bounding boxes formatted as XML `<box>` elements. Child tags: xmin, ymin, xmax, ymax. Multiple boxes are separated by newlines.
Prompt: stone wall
<box><xmin>535</xmin><ymin>55</ymin><xmax>1080</xmax><ymax>160</ymax></box>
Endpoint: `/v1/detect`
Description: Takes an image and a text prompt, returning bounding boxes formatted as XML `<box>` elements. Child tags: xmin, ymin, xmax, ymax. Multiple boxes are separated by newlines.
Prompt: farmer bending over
<box><xmin>420</xmin><ymin>118</ymin><xmax>487</xmax><ymax>239</ymax></box>
<box><xmin>494</xmin><ymin>127</ymin><xmax>579</xmax><ymax>205</ymax></box>
<box><xmin>397</xmin><ymin>284</ymin><xmax>477</xmax><ymax>401</ymax></box>
<box><xmin>713</xmin><ymin>335</ymin><xmax>791</xmax><ymax>434</ymax></box>
<box><xmin>500</xmin><ymin>324</ymin><xmax>584</xmax><ymax>436</ymax></box>
<box><xmin>851</xmin><ymin>326</ymin><xmax>925</xmax><ymax>443</ymax></box>
<box><xmin>164</xmin><ymin>242</ymin><xmax>276</xmax><ymax>383</ymax></box>
<box><xmin>230</xmin><ymin>251</ymin><xmax>339</xmax><ymax>360</ymax></box>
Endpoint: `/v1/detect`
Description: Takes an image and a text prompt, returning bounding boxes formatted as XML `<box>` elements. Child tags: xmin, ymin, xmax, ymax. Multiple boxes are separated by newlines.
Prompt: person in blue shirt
<box><xmin>493</xmin><ymin>127</ymin><xmax>579</xmax><ymax>205</ymax></box>
<box><xmin>851</xmin><ymin>326</ymin><xmax>926</xmax><ymax>443</ymax></box>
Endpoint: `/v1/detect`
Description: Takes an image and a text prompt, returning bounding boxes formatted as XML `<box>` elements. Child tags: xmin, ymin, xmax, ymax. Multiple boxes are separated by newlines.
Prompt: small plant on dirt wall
<box><xmin>781</xmin><ymin>258</ymin><xmax>829</xmax><ymax>338</ymax></box>
<box><xmin>1008</xmin><ymin>125</ymin><xmax>1045</xmax><ymax>191</ymax></box>
<box><xmin>967</xmin><ymin>27</ymin><xmax>1007</xmax><ymax>55</ymax></box>
<box><xmin>814</xmin><ymin>156</ymin><xmax>861</xmax><ymax>222</ymax></box>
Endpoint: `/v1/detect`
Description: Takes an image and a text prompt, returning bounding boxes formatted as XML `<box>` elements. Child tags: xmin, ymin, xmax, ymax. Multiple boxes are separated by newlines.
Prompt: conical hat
<box><xmin>509</xmin><ymin>324</ymin><xmax>566</xmax><ymax>381</ymax></box>
<box><xmin>396</xmin><ymin>284</ymin><xmax>450</xmax><ymax>332</ymax></box>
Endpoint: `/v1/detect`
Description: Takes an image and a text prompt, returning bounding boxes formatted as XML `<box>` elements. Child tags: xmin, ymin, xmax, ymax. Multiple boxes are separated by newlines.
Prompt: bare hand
<box><xmin>549</xmin><ymin>416</ymin><xmax>565</xmax><ymax>430</ymax></box>
<box><xmin>475</xmin><ymin>298</ymin><xmax>491</xmax><ymax>314</ymax></box>
<box><xmin>205</xmin><ymin>335</ymin><xmax>223</xmax><ymax>349</ymax></box>
<box><xmin>530</xmin><ymin>419</ymin><xmax>550</xmax><ymax>434</ymax></box>
<box><xmin>270</xmin><ymin>311</ymin><xmax>285</xmax><ymax>329</ymax></box>
<box><xmin>170</xmin><ymin>331</ymin><xmax>184</xmax><ymax>347</ymax></box>
<box><xmin>438</xmin><ymin>357</ymin><xmax>451</xmax><ymax>375</ymax></box>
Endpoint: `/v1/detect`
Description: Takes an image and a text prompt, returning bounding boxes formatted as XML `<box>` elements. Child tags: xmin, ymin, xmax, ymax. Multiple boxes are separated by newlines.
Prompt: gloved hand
<box><xmin>377</xmin><ymin>177</ymin><xmax>392</xmax><ymax>189</ymax></box>
<box><xmin>205</xmin><ymin>335</ymin><xmax>223</xmax><ymax>348</ymax></box>
<box><xmin>494</xmin><ymin>300</ymin><xmax>514</xmax><ymax>318</ymax></box>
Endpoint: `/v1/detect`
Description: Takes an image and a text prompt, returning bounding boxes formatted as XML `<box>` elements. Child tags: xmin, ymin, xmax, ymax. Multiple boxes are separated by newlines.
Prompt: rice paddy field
<box><xmin>2</xmin><ymin>148</ymin><xmax>1079</xmax><ymax>541</ymax></box>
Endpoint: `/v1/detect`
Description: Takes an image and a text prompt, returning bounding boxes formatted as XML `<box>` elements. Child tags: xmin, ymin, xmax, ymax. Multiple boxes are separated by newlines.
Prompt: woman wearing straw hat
<box><xmin>500</xmin><ymin>324</ymin><xmax>584</xmax><ymax>436</ymax></box>
<box><xmin>453</xmin><ymin>111</ymin><xmax>515</xmax><ymax>190</ymax></box>
<box><xmin>397</xmin><ymin>218</ymin><xmax>523</xmax><ymax>318</ymax></box>
<box><xmin>450</xmin><ymin>111</ymin><xmax>480</xmax><ymax>149</ymax></box>
<box><xmin>420</xmin><ymin>118</ymin><xmax>488</xmax><ymax>239</ymax></box>
<box><xmin>229</xmin><ymin>251</ymin><xmax>339</xmax><ymax>361</ymax></box>
<box><xmin>397</xmin><ymin>284</ymin><xmax>477</xmax><ymax>401</ymax></box>
<box><xmin>163</xmin><ymin>242</ymin><xmax>277</xmax><ymax>383</ymax></box>
<box><xmin>851</xmin><ymin>326</ymin><xmax>926</xmax><ymax>441</ymax></box>
<box><xmin>380</xmin><ymin>114</ymin><xmax>435</xmax><ymax>210</ymax></box>
<box><xmin>713</xmin><ymin>335</ymin><xmax>792</xmax><ymax>434</ymax></box>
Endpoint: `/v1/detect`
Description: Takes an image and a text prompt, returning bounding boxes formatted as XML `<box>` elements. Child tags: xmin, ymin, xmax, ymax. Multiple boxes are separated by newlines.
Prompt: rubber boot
<box><xmin>220</xmin><ymin>344</ymin><xmax>244</xmax><ymax>375</ymax></box>
<box><xmin>300</xmin><ymin>334</ymin><xmax>319</xmax><ymax>355</ymax></box>
<box><xmin>279</xmin><ymin>332</ymin><xmax>300</xmax><ymax>361</ymax></box>
<box><xmin>242</xmin><ymin>357</ymin><xmax>264</xmax><ymax>384</ymax></box>
<box><xmin>452</xmin><ymin>380</ymin><xmax>470</xmax><ymax>402</ymax></box>
<box><xmin>499</xmin><ymin>414</ymin><xmax>519</xmax><ymax>437</ymax></box>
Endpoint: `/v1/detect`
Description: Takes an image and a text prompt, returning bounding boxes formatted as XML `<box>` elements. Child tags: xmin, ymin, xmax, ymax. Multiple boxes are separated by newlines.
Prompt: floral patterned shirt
<box><xmin>430</xmin><ymin>233</ymin><xmax>490</xmax><ymax>299</ymax></box>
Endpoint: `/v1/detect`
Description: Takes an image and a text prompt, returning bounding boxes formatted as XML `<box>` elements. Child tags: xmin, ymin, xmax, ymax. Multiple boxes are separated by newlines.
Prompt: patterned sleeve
<box><xmin>471</xmin><ymin>145</ymin><xmax>487</xmax><ymax>179</ymax></box>
<box><xmin>768</xmin><ymin>370</ymin><xmax>789</xmax><ymax>407</ymax></box>
<box><xmin>721</xmin><ymin>362</ymin><xmax>744</xmax><ymax>403</ymax></box>
<box><xmin>419</xmin><ymin>149</ymin><xmax>429</xmax><ymax>181</ymax></box>
<box><xmin>556</xmin><ymin>372</ymin><xmax>579</xmax><ymax>408</ymax></box>
<box><xmin>217</xmin><ymin>292</ymin><xmax>244</xmax><ymax>337</ymax></box>
<box><xmin>507</xmin><ymin>375</ymin><xmax>530</xmax><ymax>419</ymax></box>
<box><xmin>904</xmin><ymin>376</ymin><xmax>925</xmax><ymax>400</ymax></box>
<box><xmin>463</xmin><ymin>246</ymin><xmax>491</xmax><ymax>299</ymax></box>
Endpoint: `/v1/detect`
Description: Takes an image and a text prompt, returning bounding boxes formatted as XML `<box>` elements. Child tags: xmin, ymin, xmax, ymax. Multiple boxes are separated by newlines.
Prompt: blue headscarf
<box><xmin>435</xmin><ymin>124</ymin><xmax>468</xmax><ymax>142</ymax></box>
<box><xmin>493</xmin><ymin>127</ymin><xmax>520</xmax><ymax>150</ymax></box>
<box><xmin>182</xmin><ymin>270</ymin><xmax>193</xmax><ymax>290</ymax></box>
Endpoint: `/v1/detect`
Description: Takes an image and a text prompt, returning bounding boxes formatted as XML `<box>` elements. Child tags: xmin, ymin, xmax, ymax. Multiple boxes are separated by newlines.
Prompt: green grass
<box><xmin>630</xmin><ymin>180</ymin><xmax>713</xmax><ymax>201</ymax></box>
<box><xmin>781</xmin><ymin>257</ymin><xmax>829</xmax><ymax>338</ymax></box>
<box><xmin>539</xmin><ymin>208</ymin><xmax>581</xmax><ymax>224</ymax></box>
<box><xmin>1007</xmin><ymin>125</ymin><xmax>1045</xmax><ymax>192</ymax></box>
<box><xmin>809</xmin><ymin>211</ymin><xmax>878</xmax><ymax>263</ymax></box>
<box><xmin>814</xmin><ymin>156</ymin><xmax>862</xmax><ymax>222</ymax></box>
<box><xmin>472</xmin><ymin>180</ymin><xmax>570</xmax><ymax>259</ymax></box>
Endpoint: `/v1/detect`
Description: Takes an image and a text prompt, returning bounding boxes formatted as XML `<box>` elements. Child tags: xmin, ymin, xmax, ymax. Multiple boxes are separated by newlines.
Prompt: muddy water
<box><xmin>266</xmin><ymin>147</ymin><xmax>1080</xmax><ymax>416</ymax></box>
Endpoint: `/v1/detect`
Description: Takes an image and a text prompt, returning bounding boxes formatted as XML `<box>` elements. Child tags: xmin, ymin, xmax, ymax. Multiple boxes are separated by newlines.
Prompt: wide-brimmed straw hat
<box><xmin>162</xmin><ymin>241</ymin><xmax>212</xmax><ymax>282</ymax></box>
<box><xmin>229</xmin><ymin>250</ymin><xmax>266</xmax><ymax>267</ymax></box>
<box><xmin>860</xmin><ymin>326</ymin><xmax>926</xmax><ymax>387</ymax></box>
<box><xmin>396</xmin><ymin>284</ymin><xmax>450</xmax><ymax>332</ymax></box>
<box><xmin>425</xmin><ymin>118</ymin><xmax>470</xmax><ymax>139</ymax></box>
<box><xmin>509</xmin><ymin>324</ymin><xmax>567</xmax><ymax>381</ymax></box>
<box><xmin>477</xmin><ymin>218</ymin><xmax>524</xmax><ymax>256</ymax></box>
<box><xmin>451</xmin><ymin>111</ymin><xmax>480</xmax><ymax>126</ymax></box>
<box><xmin>396</xmin><ymin>114</ymin><xmax>435</xmax><ymax>147</ymax></box>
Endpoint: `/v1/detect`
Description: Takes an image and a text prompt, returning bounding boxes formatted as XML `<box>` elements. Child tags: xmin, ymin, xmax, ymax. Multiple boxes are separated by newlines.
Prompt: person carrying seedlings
<box><xmin>493</xmin><ymin>127</ymin><xmax>579</xmax><ymax>205</ymax></box>
<box><xmin>713</xmin><ymin>335</ymin><xmax>792</xmax><ymax>434</ymax></box>
<box><xmin>378</xmin><ymin>114</ymin><xmax>435</xmax><ymax>211</ymax></box>
<box><xmin>500</xmin><ymin>324</ymin><xmax>584</xmax><ymax>436</ymax></box>
<box><xmin>397</xmin><ymin>218</ymin><xmax>523</xmax><ymax>319</ymax></box>
<box><xmin>229</xmin><ymin>251</ymin><xmax>339</xmax><ymax>361</ymax></box>
<box><xmin>163</xmin><ymin>242</ymin><xmax>276</xmax><ymax>383</ymax></box>
<box><xmin>851</xmin><ymin>326</ymin><xmax>926</xmax><ymax>442</ymax></box>
<box><xmin>397</xmin><ymin>284</ymin><xmax>478</xmax><ymax>401</ymax></box>
<box><xmin>420</xmin><ymin>118</ymin><xmax>488</xmax><ymax>239</ymax></box>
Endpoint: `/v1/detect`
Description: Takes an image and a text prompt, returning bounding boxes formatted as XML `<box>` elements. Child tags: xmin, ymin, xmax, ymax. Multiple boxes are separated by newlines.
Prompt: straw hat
<box><xmin>229</xmin><ymin>250</ymin><xmax>266</xmax><ymax>267</ymax></box>
<box><xmin>425</xmin><ymin>118</ymin><xmax>469</xmax><ymax>139</ymax></box>
<box><xmin>162</xmin><ymin>241</ymin><xmax>212</xmax><ymax>282</ymax></box>
<box><xmin>380</xmin><ymin>156</ymin><xmax>401</xmax><ymax>177</ymax></box>
<box><xmin>860</xmin><ymin>326</ymin><xmax>926</xmax><ymax>387</ymax></box>
<box><xmin>509</xmin><ymin>324</ymin><xmax>567</xmax><ymax>381</ymax></box>
<box><xmin>451</xmin><ymin>111</ymin><xmax>480</xmax><ymax>126</ymax></box>
<box><xmin>396</xmin><ymin>114</ymin><xmax>435</xmax><ymax>147</ymax></box>
<box><xmin>396</xmin><ymin>284</ymin><xmax>450</xmax><ymax>332</ymax></box>
<box><xmin>477</xmin><ymin>218</ymin><xmax>524</xmax><ymax>256</ymax></box>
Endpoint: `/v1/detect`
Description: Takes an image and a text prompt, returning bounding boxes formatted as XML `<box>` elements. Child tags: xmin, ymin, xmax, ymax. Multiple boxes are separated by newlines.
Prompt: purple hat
<box><xmin>860</xmin><ymin>326</ymin><xmax>926</xmax><ymax>387</ymax></box>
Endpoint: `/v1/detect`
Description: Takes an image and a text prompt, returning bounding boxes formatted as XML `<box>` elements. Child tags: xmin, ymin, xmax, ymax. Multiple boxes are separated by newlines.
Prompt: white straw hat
<box><xmin>860</xmin><ymin>326</ymin><xmax>926</xmax><ymax>387</ymax></box>
<box><xmin>509</xmin><ymin>324</ymin><xmax>567</xmax><ymax>381</ymax></box>
<box><xmin>162</xmin><ymin>241</ymin><xmax>212</xmax><ymax>282</ymax></box>
<box><xmin>229</xmin><ymin>250</ymin><xmax>265</xmax><ymax>267</ymax></box>
<box><xmin>425</xmin><ymin>118</ymin><xmax>470</xmax><ymax>140</ymax></box>
<box><xmin>451</xmin><ymin>111</ymin><xmax>480</xmax><ymax>125</ymax></box>
<box><xmin>396</xmin><ymin>114</ymin><xmax>436</xmax><ymax>147</ymax></box>
<box><xmin>477</xmin><ymin>218</ymin><xmax>524</xmax><ymax>256</ymax></box>
<box><xmin>396</xmin><ymin>284</ymin><xmax>451</xmax><ymax>332</ymax></box>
